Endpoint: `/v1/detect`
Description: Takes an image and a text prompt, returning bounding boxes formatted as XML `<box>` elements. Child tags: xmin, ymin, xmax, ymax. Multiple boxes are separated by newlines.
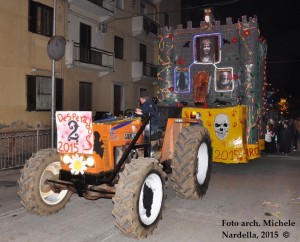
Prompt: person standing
<box><xmin>295</xmin><ymin>117</ymin><xmax>300</xmax><ymax>151</ymax></box>
<box><xmin>278</xmin><ymin>121</ymin><xmax>292</xmax><ymax>155</ymax></box>
<box><xmin>264</xmin><ymin>123</ymin><xmax>276</xmax><ymax>154</ymax></box>
<box><xmin>135</xmin><ymin>91</ymin><xmax>159</xmax><ymax>135</ymax></box>
<box><xmin>290</xmin><ymin>118</ymin><xmax>299</xmax><ymax>151</ymax></box>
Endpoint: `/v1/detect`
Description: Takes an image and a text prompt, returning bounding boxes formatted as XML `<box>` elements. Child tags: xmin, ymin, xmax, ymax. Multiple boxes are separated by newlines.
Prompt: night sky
<box><xmin>181</xmin><ymin>0</ymin><xmax>300</xmax><ymax>116</ymax></box>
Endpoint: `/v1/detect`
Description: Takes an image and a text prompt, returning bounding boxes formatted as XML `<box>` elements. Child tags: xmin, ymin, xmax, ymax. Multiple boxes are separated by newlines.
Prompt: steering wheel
<box><xmin>124</xmin><ymin>109</ymin><xmax>136</xmax><ymax>117</ymax></box>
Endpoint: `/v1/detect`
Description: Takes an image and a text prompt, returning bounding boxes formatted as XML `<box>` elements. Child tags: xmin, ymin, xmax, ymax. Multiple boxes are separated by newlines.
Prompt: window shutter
<box><xmin>28</xmin><ymin>0</ymin><xmax>37</xmax><ymax>33</ymax></box>
<box><xmin>27</xmin><ymin>75</ymin><xmax>36</xmax><ymax>111</ymax></box>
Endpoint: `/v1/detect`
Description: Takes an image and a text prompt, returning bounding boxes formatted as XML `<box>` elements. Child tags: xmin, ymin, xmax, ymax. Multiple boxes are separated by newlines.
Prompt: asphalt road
<box><xmin>0</xmin><ymin>153</ymin><xmax>299</xmax><ymax>242</ymax></box>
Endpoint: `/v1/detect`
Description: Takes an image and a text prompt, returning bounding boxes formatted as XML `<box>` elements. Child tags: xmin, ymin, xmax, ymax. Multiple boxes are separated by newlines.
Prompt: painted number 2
<box><xmin>67</xmin><ymin>120</ymin><xmax>79</xmax><ymax>142</ymax></box>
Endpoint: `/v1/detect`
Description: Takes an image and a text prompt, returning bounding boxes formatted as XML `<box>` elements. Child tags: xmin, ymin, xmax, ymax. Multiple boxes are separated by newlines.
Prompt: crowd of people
<box><xmin>264</xmin><ymin>118</ymin><xmax>300</xmax><ymax>155</ymax></box>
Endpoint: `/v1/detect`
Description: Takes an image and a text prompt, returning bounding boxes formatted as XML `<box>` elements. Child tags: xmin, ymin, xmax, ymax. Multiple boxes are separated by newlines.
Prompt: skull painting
<box><xmin>214</xmin><ymin>114</ymin><xmax>230</xmax><ymax>140</ymax></box>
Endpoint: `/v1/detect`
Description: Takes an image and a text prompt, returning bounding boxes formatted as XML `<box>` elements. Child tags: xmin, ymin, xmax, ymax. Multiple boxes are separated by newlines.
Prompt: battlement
<box><xmin>157</xmin><ymin>14</ymin><xmax>264</xmax><ymax>106</ymax></box>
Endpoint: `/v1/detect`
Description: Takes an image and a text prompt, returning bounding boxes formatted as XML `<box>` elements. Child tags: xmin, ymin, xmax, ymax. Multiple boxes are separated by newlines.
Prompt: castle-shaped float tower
<box><xmin>157</xmin><ymin>13</ymin><xmax>267</xmax><ymax>145</ymax></box>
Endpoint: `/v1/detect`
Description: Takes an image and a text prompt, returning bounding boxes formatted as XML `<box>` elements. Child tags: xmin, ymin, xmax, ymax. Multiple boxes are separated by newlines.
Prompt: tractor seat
<box><xmin>151</xmin><ymin>130</ymin><xmax>163</xmax><ymax>141</ymax></box>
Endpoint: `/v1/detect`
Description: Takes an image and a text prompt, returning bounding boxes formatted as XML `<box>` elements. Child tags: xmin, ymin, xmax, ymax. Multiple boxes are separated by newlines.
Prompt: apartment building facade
<box><xmin>0</xmin><ymin>0</ymin><xmax>180</xmax><ymax>131</ymax></box>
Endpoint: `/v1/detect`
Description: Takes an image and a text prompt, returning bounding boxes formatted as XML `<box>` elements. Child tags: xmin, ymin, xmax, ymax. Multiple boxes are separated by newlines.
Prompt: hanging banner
<box><xmin>182</xmin><ymin>105</ymin><xmax>261</xmax><ymax>163</ymax></box>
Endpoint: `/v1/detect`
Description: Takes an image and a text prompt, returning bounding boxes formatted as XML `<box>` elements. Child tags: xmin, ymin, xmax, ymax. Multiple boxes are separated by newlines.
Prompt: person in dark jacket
<box><xmin>135</xmin><ymin>91</ymin><xmax>158</xmax><ymax>135</ymax></box>
<box><xmin>278</xmin><ymin>121</ymin><xmax>292</xmax><ymax>155</ymax></box>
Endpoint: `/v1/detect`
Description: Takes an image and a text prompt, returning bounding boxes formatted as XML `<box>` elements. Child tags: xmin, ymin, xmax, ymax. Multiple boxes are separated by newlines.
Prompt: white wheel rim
<box><xmin>138</xmin><ymin>173</ymin><xmax>163</xmax><ymax>225</ymax></box>
<box><xmin>39</xmin><ymin>161</ymin><xmax>68</xmax><ymax>205</ymax></box>
<box><xmin>196</xmin><ymin>142</ymin><xmax>209</xmax><ymax>185</ymax></box>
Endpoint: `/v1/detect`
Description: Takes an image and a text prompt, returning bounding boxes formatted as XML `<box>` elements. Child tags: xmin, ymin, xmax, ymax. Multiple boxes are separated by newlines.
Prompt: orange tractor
<box><xmin>18</xmin><ymin>111</ymin><xmax>212</xmax><ymax>238</ymax></box>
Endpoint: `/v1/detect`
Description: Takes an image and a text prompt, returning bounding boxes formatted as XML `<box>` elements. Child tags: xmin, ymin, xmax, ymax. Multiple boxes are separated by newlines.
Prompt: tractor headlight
<box><xmin>62</xmin><ymin>154</ymin><xmax>71</xmax><ymax>164</ymax></box>
<box><xmin>86</xmin><ymin>156</ymin><xmax>95</xmax><ymax>167</ymax></box>
<box><xmin>190</xmin><ymin>111</ymin><xmax>197</xmax><ymax>119</ymax></box>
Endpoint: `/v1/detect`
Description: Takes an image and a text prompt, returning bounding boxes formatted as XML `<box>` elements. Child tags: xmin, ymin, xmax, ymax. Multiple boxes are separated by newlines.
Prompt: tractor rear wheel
<box><xmin>18</xmin><ymin>149</ymin><xmax>72</xmax><ymax>215</ymax></box>
<box><xmin>172</xmin><ymin>126</ymin><xmax>212</xmax><ymax>199</ymax></box>
<box><xmin>112</xmin><ymin>157</ymin><xmax>166</xmax><ymax>238</ymax></box>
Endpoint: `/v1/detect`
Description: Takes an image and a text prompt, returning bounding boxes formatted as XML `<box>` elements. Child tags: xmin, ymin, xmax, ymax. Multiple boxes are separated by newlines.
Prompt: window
<box><xmin>80</xmin><ymin>23</ymin><xmax>91</xmax><ymax>63</ymax></box>
<box><xmin>139</xmin><ymin>43</ymin><xmax>147</xmax><ymax>63</ymax></box>
<box><xmin>27</xmin><ymin>75</ymin><xmax>63</xmax><ymax>111</ymax></box>
<box><xmin>140</xmin><ymin>3</ymin><xmax>146</xmax><ymax>15</ymax></box>
<box><xmin>164</xmin><ymin>13</ymin><xmax>169</xmax><ymax>27</ymax></box>
<box><xmin>79</xmin><ymin>82</ymin><xmax>92</xmax><ymax>111</ymax></box>
<box><xmin>114</xmin><ymin>84</ymin><xmax>123</xmax><ymax>116</ymax></box>
<box><xmin>140</xmin><ymin>43</ymin><xmax>147</xmax><ymax>75</ymax></box>
<box><xmin>139</xmin><ymin>88</ymin><xmax>147</xmax><ymax>98</ymax></box>
<box><xmin>28</xmin><ymin>0</ymin><xmax>53</xmax><ymax>37</ymax></box>
<box><xmin>114</xmin><ymin>36</ymin><xmax>124</xmax><ymax>59</ymax></box>
<box><xmin>115</xmin><ymin>0</ymin><xmax>124</xmax><ymax>9</ymax></box>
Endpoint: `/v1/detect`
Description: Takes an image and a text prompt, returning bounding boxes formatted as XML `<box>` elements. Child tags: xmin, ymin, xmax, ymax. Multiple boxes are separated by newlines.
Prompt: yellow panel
<box><xmin>245</xmin><ymin>144</ymin><xmax>261</xmax><ymax>160</ymax></box>
<box><xmin>258</xmin><ymin>139</ymin><xmax>265</xmax><ymax>151</ymax></box>
<box><xmin>182</xmin><ymin>105</ymin><xmax>260</xmax><ymax>164</ymax></box>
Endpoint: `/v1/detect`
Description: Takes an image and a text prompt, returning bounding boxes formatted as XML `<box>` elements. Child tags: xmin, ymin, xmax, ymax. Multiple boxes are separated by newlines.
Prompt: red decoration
<box><xmin>168</xmin><ymin>86</ymin><xmax>174</xmax><ymax>92</ymax></box>
<box><xmin>168</xmin><ymin>34</ymin><xmax>173</xmax><ymax>40</ymax></box>
<box><xmin>259</xmin><ymin>36</ymin><xmax>264</xmax><ymax>43</ymax></box>
<box><xmin>231</xmin><ymin>36</ymin><xmax>238</xmax><ymax>43</ymax></box>
<box><xmin>177</xmin><ymin>57</ymin><xmax>184</xmax><ymax>65</ymax></box>
<box><xmin>233</xmin><ymin>74</ymin><xmax>239</xmax><ymax>80</ymax></box>
<box><xmin>206</xmin><ymin>121</ymin><xmax>212</xmax><ymax>127</ymax></box>
<box><xmin>243</xmin><ymin>29</ymin><xmax>250</xmax><ymax>37</ymax></box>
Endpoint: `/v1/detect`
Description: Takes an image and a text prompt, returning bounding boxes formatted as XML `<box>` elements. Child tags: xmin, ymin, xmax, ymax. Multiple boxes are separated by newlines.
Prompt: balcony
<box><xmin>67</xmin><ymin>0</ymin><xmax>114</xmax><ymax>21</ymax></box>
<box><xmin>65</xmin><ymin>41</ymin><xmax>114</xmax><ymax>76</ymax></box>
<box><xmin>132</xmin><ymin>16</ymin><xmax>160</xmax><ymax>42</ymax></box>
<box><xmin>132</xmin><ymin>62</ymin><xmax>158</xmax><ymax>83</ymax></box>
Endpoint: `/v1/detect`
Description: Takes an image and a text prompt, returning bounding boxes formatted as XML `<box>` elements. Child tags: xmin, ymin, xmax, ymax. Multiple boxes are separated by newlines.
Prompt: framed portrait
<box><xmin>174</xmin><ymin>68</ymin><xmax>190</xmax><ymax>93</ymax></box>
<box><xmin>215</xmin><ymin>67</ymin><xmax>234</xmax><ymax>92</ymax></box>
<box><xmin>193</xmin><ymin>34</ymin><xmax>221</xmax><ymax>64</ymax></box>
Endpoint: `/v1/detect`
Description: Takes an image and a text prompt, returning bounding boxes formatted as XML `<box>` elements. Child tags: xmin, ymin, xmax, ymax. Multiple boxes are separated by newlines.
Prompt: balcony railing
<box><xmin>66</xmin><ymin>42</ymin><xmax>114</xmax><ymax>72</ymax></box>
<box><xmin>132</xmin><ymin>61</ymin><xmax>157</xmax><ymax>82</ymax></box>
<box><xmin>67</xmin><ymin>0</ymin><xmax>114</xmax><ymax>17</ymax></box>
<box><xmin>143</xmin><ymin>16</ymin><xmax>159</xmax><ymax>35</ymax></box>
<box><xmin>132</xmin><ymin>16</ymin><xmax>160</xmax><ymax>40</ymax></box>
<box><xmin>88</xmin><ymin>0</ymin><xmax>114</xmax><ymax>13</ymax></box>
<box><xmin>143</xmin><ymin>63</ymin><xmax>157</xmax><ymax>78</ymax></box>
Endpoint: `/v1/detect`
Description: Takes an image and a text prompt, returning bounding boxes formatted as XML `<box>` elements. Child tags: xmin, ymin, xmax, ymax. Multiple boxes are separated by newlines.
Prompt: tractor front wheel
<box><xmin>172</xmin><ymin>126</ymin><xmax>212</xmax><ymax>199</ymax></box>
<box><xmin>18</xmin><ymin>149</ymin><xmax>73</xmax><ymax>215</ymax></box>
<box><xmin>112</xmin><ymin>157</ymin><xmax>166</xmax><ymax>238</ymax></box>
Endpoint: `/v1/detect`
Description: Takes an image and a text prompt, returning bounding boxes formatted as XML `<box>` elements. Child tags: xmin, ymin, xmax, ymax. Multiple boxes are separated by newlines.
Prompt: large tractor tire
<box><xmin>172</xmin><ymin>126</ymin><xmax>212</xmax><ymax>199</ymax></box>
<box><xmin>18</xmin><ymin>149</ymin><xmax>73</xmax><ymax>215</ymax></box>
<box><xmin>112</xmin><ymin>157</ymin><xmax>166</xmax><ymax>238</ymax></box>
